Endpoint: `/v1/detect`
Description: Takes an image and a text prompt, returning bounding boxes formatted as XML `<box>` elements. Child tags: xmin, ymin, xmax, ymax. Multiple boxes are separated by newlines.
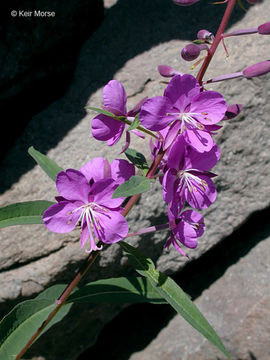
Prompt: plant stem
<box><xmin>196</xmin><ymin>0</ymin><xmax>237</xmax><ymax>84</ymax></box>
<box><xmin>15</xmin><ymin>250</ymin><xmax>100</xmax><ymax>360</ymax></box>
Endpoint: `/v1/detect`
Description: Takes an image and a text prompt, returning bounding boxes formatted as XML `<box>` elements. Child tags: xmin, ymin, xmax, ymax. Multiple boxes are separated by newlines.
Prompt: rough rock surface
<box><xmin>0</xmin><ymin>0</ymin><xmax>269</xmax><ymax>359</ymax></box>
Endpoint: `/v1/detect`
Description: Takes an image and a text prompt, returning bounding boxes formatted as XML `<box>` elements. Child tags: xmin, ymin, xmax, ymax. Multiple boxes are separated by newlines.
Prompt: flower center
<box><xmin>71</xmin><ymin>202</ymin><xmax>106</xmax><ymax>252</ymax></box>
<box><xmin>178</xmin><ymin>112</ymin><xmax>205</xmax><ymax>131</ymax></box>
<box><xmin>177</xmin><ymin>169</ymin><xmax>207</xmax><ymax>193</ymax></box>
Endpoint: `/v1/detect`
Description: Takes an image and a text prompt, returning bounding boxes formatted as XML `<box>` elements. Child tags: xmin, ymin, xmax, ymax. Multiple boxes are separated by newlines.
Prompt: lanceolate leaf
<box><xmin>28</xmin><ymin>146</ymin><xmax>63</xmax><ymax>181</ymax></box>
<box><xmin>0</xmin><ymin>201</ymin><xmax>54</xmax><ymax>229</ymax></box>
<box><xmin>124</xmin><ymin>148</ymin><xmax>149</xmax><ymax>175</ymax></box>
<box><xmin>67</xmin><ymin>277</ymin><xmax>167</xmax><ymax>304</ymax></box>
<box><xmin>126</xmin><ymin>114</ymin><xmax>141</xmax><ymax>132</ymax></box>
<box><xmin>112</xmin><ymin>175</ymin><xmax>150</xmax><ymax>198</ymax></box>
<box><xmin>86</xmin><ymin>106</ymin><xmax>119</xmax><ymax>119</ymax></box>
<box><xmin>119</xmin><ymin>241</ymin><xmax>231</xmax><ymax>359</ymax></box>
<box><xmin>0</xmin><ymin>285</ymin><xmax>72</xmax><ymax>360</ymax></box>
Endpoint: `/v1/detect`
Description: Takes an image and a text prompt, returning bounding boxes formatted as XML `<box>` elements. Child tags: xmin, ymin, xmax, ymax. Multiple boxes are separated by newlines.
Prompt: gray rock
<box><xmin>0</xmin><ymin>0</ymin><xmax>269</xmax><ymax>359</ymax></box>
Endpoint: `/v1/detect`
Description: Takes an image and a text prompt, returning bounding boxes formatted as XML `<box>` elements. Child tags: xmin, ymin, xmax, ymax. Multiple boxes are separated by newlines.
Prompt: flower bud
<box><xmin>246</xmin><ymin>0</ymin><xmax>260</xmax><ymax>4</ymax></box>
<box><xmin>173</xmin><ymin>0</ymin><xmax>200</xmax><ymax>6</ymax></box>
<box><xmin>197</xmin><ymin>29</ymin><xmax>214</xmax><ymax>41</ymax></box>
<box><xmin>158</xmin><ymin>65</ymin><xmax>182</xmax><ymax>77</ymax></box>
<box><xmin>181</xmin><ymin>43</ymin><xmax>209</xmax><ymax>62</ymax></box>
<box><xmin>243</xmin><ymin>60</ymin><xmax>270</xmax><ymax>78</ymax></box>
<box><xmin>258</xmin><ymin>22</ymin><xmax>270</xmax><ymax>35</ymax></box>
<box><xmin>181</xmin><ymin>44</ymin><xmax>201</xmax><ymax>61</ymax></box>
<box><xmin>223</xmin><ymin>104</ymin><xmax>243</xmax><ymax>120</ymax></box>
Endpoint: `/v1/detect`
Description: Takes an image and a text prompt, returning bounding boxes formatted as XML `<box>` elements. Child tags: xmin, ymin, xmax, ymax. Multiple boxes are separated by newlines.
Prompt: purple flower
<box><xmin>163</xmin><ymin>135</ymin><xmax>220</xmax><ymax>209</ymax></box>
<box><xmin>140</xmin><ymin>74</ymin><xmax>226</xmax><ymax>152</ymax></box>
<box><xmin>91</xmin><ymin>80</ymin><xmax>145</xmax><ymax>149</ymax></box>
<box><xmin>165</xmin><ymin>205</ymin><xmax>205</xmax><ymax>257</ymax></box>
<box><xmin>43</xmin><ymin>163</ymin><xmax>130</xmax><ymax>253</ymax></box>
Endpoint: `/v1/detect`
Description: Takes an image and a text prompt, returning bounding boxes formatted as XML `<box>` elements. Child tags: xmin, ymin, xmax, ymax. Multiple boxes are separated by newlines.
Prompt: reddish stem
<box><xmin>196</xmin><ymin>0</ymin><xmax>237</xmax><ymax>84</ymax></box>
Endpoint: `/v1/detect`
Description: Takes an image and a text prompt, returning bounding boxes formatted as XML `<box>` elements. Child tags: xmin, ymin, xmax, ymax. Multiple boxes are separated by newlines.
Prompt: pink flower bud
<box><xmin>158</xmin><ymin>65</ymin><xmax>182</xmax><ymax>77</ymax></box>
<box><xmin>197</xmin><ymin>29</ymin><xmax>214</xmax><ymax>41</ymax></box>
<box><xmin>258</xmin><ymin>22</ymin><xmax>270</xmax><ymax>35</ymax></box>
<box><xmin>243</xmin><ymin>60</ymin><xmax>270</xmax><ymax>78</ymax></box>
<box><xmin>246</xmin><ymin>0</ymin><xmax>260</xmax><ymax>4</ymax></box>
<box><xmin>173</xmin><ymin>0</ymin><xmax>200</xmax><ymax>6</ymax></box>
<box><xmin>223</xmin><ymin>104</ymin><xmax>243</xmax><ymax>120</ymax></box>
<box><xmin>181</xmin><ymin>44</ymin><xmax>201</xmax><ymax>61</ymax></box>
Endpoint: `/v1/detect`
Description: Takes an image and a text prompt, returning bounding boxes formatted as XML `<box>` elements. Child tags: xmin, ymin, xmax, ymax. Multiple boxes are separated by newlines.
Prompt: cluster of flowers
<box><xmin>90</xmin><ymin>73</ymin><xmax>232</xmax><ymax>256</ymax></box>
<box><xmin>139</xmin><ymin>74</ymin><xmax>227</xmax><ymax>255</ymax></box>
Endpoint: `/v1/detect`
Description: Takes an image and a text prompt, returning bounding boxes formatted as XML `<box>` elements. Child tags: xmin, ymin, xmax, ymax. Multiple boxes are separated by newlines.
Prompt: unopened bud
<box><xmin>197</xmin><ymin>29</ymin><xmax>214</xmax><ymax>41</ymax></box>
<box><xmin>181</xmin><ymin>43</ymin><xmax>208</xmax><ymax>62</ymax></box>
<box><xmin>246</xmin><ymin>0</ymin><xmax>260</xmax><ymax>4</ymax></box>
<box><xmin>173</xmin><ymin>0</ymin><xmax>200</xmax><ymax>5</ymax></box>
<box><xmin>158</xmin><ymin>65</ymin><xmax>182</xmax><ymax>77</ymax></box>
<box><xmin>243</xmin><ymin>60</ymin><xmax>270</xmax><ymax>78</ymax></box>
<box><xmin>223</xmin><ymin>104</ymin><xmax>243</xmax><ymax>120</ymax></box>
<box><xmin>258</xmin><ymin>22</ymin><xmax>270</xmax><ymax>35</ymax></box>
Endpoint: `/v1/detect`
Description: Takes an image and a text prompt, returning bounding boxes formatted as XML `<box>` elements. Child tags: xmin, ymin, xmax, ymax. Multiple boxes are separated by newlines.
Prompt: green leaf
<box><xmin>126</xmin><ymin>114</ymin><xmax>141</xmax><ymax>132</ymax></box>
<box><xmin>112</xmin><ymin>176</ymin><xmax>150</xmax><ymax>198</ymax></box>
<box><xmin>0</xmin><ymin>285</ymin><xmax>72</xmax><ymax>360</ymax></box>
<box><xmin>124</xmin><ymin>148</ymin><xmax>149</xmax><ymax>175</ymax></box>
<box><xmin>86</xmin><ymin>106</ymin><xmax>118</xmax><ymax>118</ymax></box>
<box><xmin>119</xmin><ymin>241</ymin><xmax>231</xmax><ymax>359</ymax></box>
<box><xmin>67</xmin><ymin>277</ymin><xmax>167</xmax><ymax>304</ymax></box>
<box><xmin>0</xmin><ymin>201</ymin><xmax>54</xmax><ymax>229</ymax></box>
<box><xmin>28</xmin><ymin>146</ymin><xmax>63</xmax><ymax>181</ymax></box>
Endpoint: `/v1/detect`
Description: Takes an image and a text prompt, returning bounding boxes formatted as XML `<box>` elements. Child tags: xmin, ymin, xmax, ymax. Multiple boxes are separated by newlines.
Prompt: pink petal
<box><xmin>43</xmin><ymin>201</ymin><xmax>80</xmax><ymax>233</ymax></box>
<box><xmin>103</xmin><ymin>80</ymin><xmax>127</xmax><ymax>115</ymax></box>
<box><xmin>164</xmin><ymin>74</ymin><xmax>200</xmax><ymax>111</ymax></box>
<box><xmin>190</xmin><ymin>91</ymin><xmax>227</xmax><ymax>125</ymax></box>
<box><xmin>80</xmin><ymin>158</ymin><xmax>111</xmax><ymax>183</ymax></box>
<box><xmin>184</xmin><ymin>128</ymin><xmax>214</xmax><ymax>153</ymax></box>
<box><xmin>90</xmin><ymin>178</ymin><xmax>124</xmax><ymax>208</ymax></box>
<box><xmin>56</xmin><ymin>169</ymin><xmax>90</xmax><ymax>202</ymax></box>
<box><xmin>110</xmin><ymin>159</ymin><xmax>135</xmax><ymax>184</ymax></box>
<box><xmin>92</xmin><ymin>114</ymin><xmax>124</xmax><ymax>141</ymax></box>
<box><xmin>140</xmin><ymin>96</ymin><xmax>173</xmax><ymax>131</ymax></box>
<box><xmin>184</xmin><ymin>175</ymin><xmax>216</xmax><ymax>209</ymax></box>
<box><xmin>94</xmin><ymin>210</ymin><xmax>128</xmax><ymax>244</ymax></box>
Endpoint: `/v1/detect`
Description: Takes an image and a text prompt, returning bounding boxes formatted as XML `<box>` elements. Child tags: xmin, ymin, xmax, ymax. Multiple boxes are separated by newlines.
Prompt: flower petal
<box><xmin>80</xmin><ymin>157</ymin><xmax>111</xmax><ymax>183</ymax></box>
<box><xmin>140</xmin><ymin>96</ymin><xmax>173</xmax><ymax>131</ymax></box>
<box><xmin>92</xmin><ymin>114</ymin><xmax>124</xmax><ymax>141</ymax></box>
<box><xmin>164</xmin><ymin>74</ymin><xmax>200</xmax><ymax>111</ymax></box>
<box><xmin>43</xmin><ymin>201</ymin><xmax>80</xmax><ymax>233</ymax></box>
<box><xmin>103</xmin><ymin>80</ymin><xmax>127</xmax><ymax>116</ymax></box>
<box><xmin>56</xmin><ymin>169</ymin><xmax>90</xmax><ymax>202</ymax></box>
<box><xmin>190</xmin><ymin>91</ymin><xmax>227</xmax><ymax>125</ymax></box>
<box><xmin>94</xmin><ymin>210</ymin><xmax>128</xmax><ymax>244</ymax></box>
<box><xmin>110</xmin><ymin>159</ymin><xmax>135</xmax><ymax>184</ymax></box>
<box><xmin>90</xmin><ymin>178</ymin><xmax>124</xmax><ymax>208</ymax></box>
<box><xmin>184</xmin><ymin>128</ymin><xmax>214</xmax><ymax>153</ymax></box>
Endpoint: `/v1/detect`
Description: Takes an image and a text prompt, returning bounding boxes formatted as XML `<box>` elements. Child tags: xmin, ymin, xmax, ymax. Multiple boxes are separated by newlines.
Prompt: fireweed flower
<box><xmin>163</xmin><ymin>135</ymin><xmax>220</xmax><ymax>209</ymax></box>
<box><xmin>140</xmin><ymin>74</ymin><xmax>227</xmax><ymax>152</ymax></box>
<box><xmin>43</xmin><ymin>165</ymin><xmax>130</xmax><ymax>253</ymax></box>
<box><xmin>165</xmin><ymin>205</ymin><xmax>205</xmax><ymax>257</ymax></box>
<box><xmin>91</xmin><ymin>80</ymin><xmax>145</xmax><ymax>150</ymax></box>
